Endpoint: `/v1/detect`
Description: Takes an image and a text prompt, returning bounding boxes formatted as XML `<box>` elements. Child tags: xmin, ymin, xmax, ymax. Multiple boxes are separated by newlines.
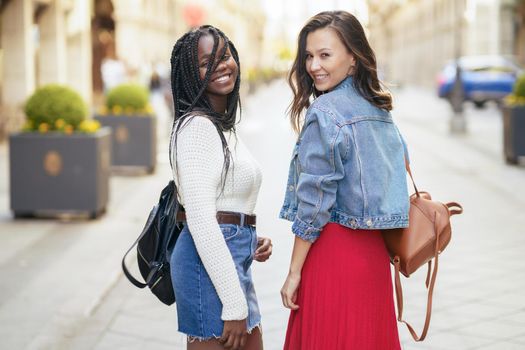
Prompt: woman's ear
<box><xmin>347</xmin><ymin>55</ymin><xmax>356</xmax><ymax>75</ymax></box>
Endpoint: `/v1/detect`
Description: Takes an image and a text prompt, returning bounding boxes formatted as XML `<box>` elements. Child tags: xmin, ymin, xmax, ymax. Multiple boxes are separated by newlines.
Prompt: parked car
<box><xmin>437</xmin><ymin>55</ymin><xmax>522</xmax><ymax>108</ymax></box>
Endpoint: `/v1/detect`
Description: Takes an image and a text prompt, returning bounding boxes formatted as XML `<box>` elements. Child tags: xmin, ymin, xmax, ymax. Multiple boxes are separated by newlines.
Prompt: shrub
<box><xmin>24</xmin><ymin>84</ymin><xmax>88</xmax><ymax>132</ymax></box>
<box><xmin>506</xmin><ymin>74</ymin><xmax>525</xmax><ymax>106</ymax></box>
<box><xmin>105</xmin><ymin>84</ymin><xmax>150</xmax><ymax>113</ymax></box>
<box><xmin>513</xmin><ymin>74</ymin><xmax>525</xmax><ymax>98</ymax></box>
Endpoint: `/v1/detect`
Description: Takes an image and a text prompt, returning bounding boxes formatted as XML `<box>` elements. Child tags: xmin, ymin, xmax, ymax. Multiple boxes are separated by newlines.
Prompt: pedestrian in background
<box><xmin>168</xmin><ymin>25</ymin><xmax>272</xmax><ymax>350</ymax></box>
<box><xmin>100</xmin><ymin>42</ymin><xmax>128</xmax><ymax>93</ymax></box>
<box><xmin>279</xmin><ymin>11</ymin><xmax>410</xmax><ymax>349</ymax></box>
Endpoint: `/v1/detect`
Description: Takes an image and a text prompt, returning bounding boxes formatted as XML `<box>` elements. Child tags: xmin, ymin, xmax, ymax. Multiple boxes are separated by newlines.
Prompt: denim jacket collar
<box><xmin>331</xmin><ymin>75</ymin><xmax>354</xmax><ymax>93</ymax></box>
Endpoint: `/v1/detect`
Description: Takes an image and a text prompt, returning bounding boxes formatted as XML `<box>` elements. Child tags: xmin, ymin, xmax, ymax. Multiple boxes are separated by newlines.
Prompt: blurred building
<box><xmin>261</xmin><ymin>0</ymin><xmax>369</xmax><ymax>70</ymax></box>
<box><xmin>0</xmin><ymin>0</ymin><xmax>267</xmax><ymax>142</ymax></box>
<box><xmin>367</xmin><ymin>0</ymin><xmax>523</xmax><ymax>87</ymax></box>
<box><xmin>184</xmin><ymin>0</ymin><xmax>267</xmax><ymax>75</ymax></box>
<box><xmin>0</xmin><ymin>0</ymin><xmax>182</xmax><ymax>141</ymax></box>
<box><xmin>1</xmin><ymin>0</ymin><xmax>92</xmax><ymax>139</ymax></box>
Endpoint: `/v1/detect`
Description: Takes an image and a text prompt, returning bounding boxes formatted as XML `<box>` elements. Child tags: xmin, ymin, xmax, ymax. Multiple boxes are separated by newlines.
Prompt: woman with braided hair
<box><xmin>168</xmin><ymin>25</ymin><xmax>271</xmax><ymax>350</ymax></box>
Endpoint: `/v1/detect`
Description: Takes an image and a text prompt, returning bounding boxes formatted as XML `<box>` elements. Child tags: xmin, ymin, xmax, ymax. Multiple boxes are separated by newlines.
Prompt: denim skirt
<box><xmin>170</xmin><ymin>223</ymin><xmax>261</xmax><ymax>340</ymax></box>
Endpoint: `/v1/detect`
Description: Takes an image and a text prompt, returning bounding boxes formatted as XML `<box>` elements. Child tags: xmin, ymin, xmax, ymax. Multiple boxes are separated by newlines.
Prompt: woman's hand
<box><xmin>280</xmin><ymin>272</ymin><xmax>301</xmax><ymax>310</ymax></box>
<box><xmin>254</xmin><ymin>236</ymin><xmax>272</xmax><ymax>262</ymax></box>
<box><xmin>219</xmin><ymin>319</ymin><xmax>247</xmax><ymax>350</ymax></box>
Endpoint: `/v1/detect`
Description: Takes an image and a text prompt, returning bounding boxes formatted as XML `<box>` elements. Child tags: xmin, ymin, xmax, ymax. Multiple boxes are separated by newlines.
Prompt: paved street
<box><xmin>1</xmin><ymin>80</ymin><xmax>525</xmax><ymax>350</ymax></box>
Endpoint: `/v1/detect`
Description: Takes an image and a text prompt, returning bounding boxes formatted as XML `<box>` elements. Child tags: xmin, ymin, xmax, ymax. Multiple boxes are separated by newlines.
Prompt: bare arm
<box><xmin>280</xmin><ymin>236</ymin><xmax>312</xmax><ymax>310</ymax></box>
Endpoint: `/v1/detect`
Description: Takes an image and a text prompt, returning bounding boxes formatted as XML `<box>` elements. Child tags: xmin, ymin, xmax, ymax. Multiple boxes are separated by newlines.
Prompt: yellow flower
<box><xmin>64</xmin><ymin>125</ymin><xmax>74</xmax><ymax>135</ymax></box>
<box><xmin>112</xmin><ymin>105</ymin><xmax>123</xmax><ymax>115</ymax></box>
<box><xmin>38</xmin><ymin>123</ymin><xmax>49</xmax><ymax>133</ymax></box>
<box><xmin>505</xmin><ymin>95</ymin><xmax>525</xmax><ymax>106</ymax></box>
<box><xmin>124</xmin><ymin>106</ymin><xmax>134</xmax><ymax>115</ymax></box>
<box><xmin>145</xmin><ymin>104</ymin><xmax>154</xmax><ymax>115</ymax></box>
<box><xmin>78</xmin><ymin>120</ymin><xmax>101</xmax><ymax>133</ymax></box>
<box><xmin>92</xmin><ymin>120</ymin><xmax>101</xmax><ymax>131</ymax></box>
<box><xmin>55</xmin><ymin>118</ymin><xmax>66</xmax><ymax>129</ymax></box>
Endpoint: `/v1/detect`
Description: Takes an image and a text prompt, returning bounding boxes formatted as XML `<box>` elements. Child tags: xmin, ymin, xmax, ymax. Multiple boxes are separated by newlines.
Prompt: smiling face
<box><xmin>305</xmin><ymin>27</ymin><xmax>356</xmax><ymax>92</ymax></box>
<box><xmin>197</xmin><ymin>34</ymin><xmax>238</xmax><ymax>110</ymax></box>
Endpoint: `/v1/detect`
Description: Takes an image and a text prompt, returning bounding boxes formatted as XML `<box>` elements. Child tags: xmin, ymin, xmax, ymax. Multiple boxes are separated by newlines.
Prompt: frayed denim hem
<box><xmin>187</xmin><ymin>334</ymin><xmax>221</xmax><ymax>343</ymax></box>
<box><xmin>185</xmin><ymin>322</ymin><xmax>262</xmax><ymax>343</ymax></box>
<box><xmin>248</xmin><ymin>322</ymin><xmax>262</xmax><ymax>335</ymax></box>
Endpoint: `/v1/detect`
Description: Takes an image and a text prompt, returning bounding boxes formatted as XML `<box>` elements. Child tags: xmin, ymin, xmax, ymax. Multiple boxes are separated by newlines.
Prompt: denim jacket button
<box><xmin>366</xmin><ymin>219</ymin><xmax>373</xmax><ymax>227</ymax></box>
<box><xmin>349</xmin><ymin>219</ymin><xmax>357</xmax><ymax>228</ymax></box>
<box><xmin>288</xmin><ymin>185</ymin><xmax>294</xmax><ymax>192</ymax></box>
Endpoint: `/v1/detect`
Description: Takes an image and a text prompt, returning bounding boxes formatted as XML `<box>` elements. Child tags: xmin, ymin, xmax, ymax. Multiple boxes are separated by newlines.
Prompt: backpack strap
<box><xmin>446</xmin><ymin>202</ymin><xmax>463</xmax><ymax>216</ymax></box>
<box><xmin>121</xmin><ymin>204</ymin><xmax>160</xmax><ymax>289</ymax></box>
<box><xmin>393</xmin><ymin>212</ymin><xmax>440</xmax><ymax>342</ymax></box>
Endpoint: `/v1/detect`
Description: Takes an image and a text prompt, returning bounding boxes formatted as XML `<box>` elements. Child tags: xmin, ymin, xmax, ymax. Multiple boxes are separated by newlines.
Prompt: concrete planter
<box><xmin>502</xmin><ymin>105</ymin><xmax>525</xmax><ymax>165</ymax></box>
<box><xmin>94</xmin><ymin>115</ymin><xmax>157</xmax><ymax>173</ymax></box>
<box><xmin>9</xmin><ymin>127</ymin><xmax>111</xmax><ymax>218</ymax></box>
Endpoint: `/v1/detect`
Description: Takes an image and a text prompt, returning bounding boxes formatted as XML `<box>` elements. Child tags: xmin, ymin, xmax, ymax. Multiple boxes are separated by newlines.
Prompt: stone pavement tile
<box><xmin>480</xmin><ymin>291</ymin><xmax>525</xmax><ymax>310</ymax></box>
<box><xmin>496</xmin><ymin>309</ymin><xmax>525</xmax><ymax>325</ymax></box>
<box><xmin>92</xmin><ymin>331</ymin><xmax>140</xmax><ymax>350</ymax></box>
<box><xmin>509</xmin><ymin>333</ymin><xmax>525</xmax><ymax>345</ymax></box>
<box><xmin>0</xmin><ymin>223</ymin><xmax>50</xmax><ymax>265</ymax></box>
<box><xmin>400</xmin><ymin>331</ymin><xmax>494</xmax><ymax>350</ymax></box>
<box><xmin>420</xmin><ymin>287</ymin><xmax>484</xmax><ymax>314</ymax></box>
<box><xmin>93</xmin><ymin>330</ymin><xmax>180</xmax><ymax>350</ymax></box>
<box><xmin>454</xmin><ymin>318</ymin><xmax>525</xmax><ymax>341</ymax></box>
<box><xmin>117</xmin><ymin>288</ymin><xmax>178</xmax><ymax>323</ymax></box>
<box><xmin>108</xmin><ymin>312</ymin><xmax>183</xmax><ymax>345</ymax></box>
<box><xmin>427</xmin><ymin>307</ymin><xmax>494</xmax><ymax>332</ymax></box>
<box><xmin>444</xmin><ymin>300</ymin><xmax>518</xmax><ymax>320</ymax></box>
<box><xmin>401</xmin><ymin>341</ymin><xmax>445</xmax><ymax>350</ymax></box>
<box><xmin>397</xmin><ymin>300</ymin><xmax>522</xmax><ymax>344</ymax></box>
<box><xmin>474</xmin><ymin>341</ymin><xmax>525</xmax><ymax>350</ymax></box>
<box><xmin>441</xmin><ymin>275</ymin><xmax>524</xmax><ymax>305</ymax></box>
<box><xmin>0</xmin><ymin>328</ymin><xmax>30</xmax><ymax>350</ymax></box>
<box><xmin>259</xmin><ymin>305</ymin><xmax>287</xmax><ymax>342</ymax></box>
<box><xmin>261</xmin><ymin>335</ymin><xmax>285</xmax><ymax>350</ymax></box>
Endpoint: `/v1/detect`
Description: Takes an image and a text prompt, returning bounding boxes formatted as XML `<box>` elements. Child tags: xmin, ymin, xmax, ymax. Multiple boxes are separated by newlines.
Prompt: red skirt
<box><xmin>284</xmin><ymin>223</ymin><xmax>401</xmax><ymax>350</ymax></box>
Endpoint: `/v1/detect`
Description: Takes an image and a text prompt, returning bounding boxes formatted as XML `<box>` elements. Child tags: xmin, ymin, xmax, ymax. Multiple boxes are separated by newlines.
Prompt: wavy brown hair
<box><xmin>288</xmin><ymin>11</ymin><xmax>392</xmax><ymax>132</ymax></box>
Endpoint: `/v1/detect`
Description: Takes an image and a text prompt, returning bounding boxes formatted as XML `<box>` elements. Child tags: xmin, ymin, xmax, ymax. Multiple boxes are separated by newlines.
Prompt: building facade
<box><xmin>0</xmin><ymin>0</ymin><xmax>267</xmax><ymax>141</ymax></box>
<box><xmin>366</xmin><ymin>0</ymin><xmax>523</xmax><ymax>87</ymax></box>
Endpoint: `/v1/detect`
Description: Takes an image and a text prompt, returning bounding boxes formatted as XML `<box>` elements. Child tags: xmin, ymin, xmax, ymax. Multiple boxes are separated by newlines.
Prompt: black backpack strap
<box><xmin>121</xmin><ymin>204</ymin><xmax>160</xmax><ymax>289</ymax></box>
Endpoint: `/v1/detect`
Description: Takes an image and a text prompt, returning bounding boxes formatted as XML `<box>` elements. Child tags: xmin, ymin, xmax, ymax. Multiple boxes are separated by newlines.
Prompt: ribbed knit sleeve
<box><xmin>171</xmin><ymin>116</ymin><xmax>248</xmax><ymax>320</ymax></box>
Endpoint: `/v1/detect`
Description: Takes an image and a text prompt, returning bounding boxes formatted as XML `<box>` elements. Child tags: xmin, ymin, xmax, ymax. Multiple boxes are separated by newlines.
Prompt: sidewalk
<box><xmin>1</xmin><ymin>80</ymin><xmax>525</xmax><ymax>350</ymax></box>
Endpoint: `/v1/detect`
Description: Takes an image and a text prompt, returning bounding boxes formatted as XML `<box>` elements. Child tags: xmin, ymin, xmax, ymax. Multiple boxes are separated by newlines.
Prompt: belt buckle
<box><xmin>239</xmin><ymin>213</ymin><xmax>246</xmax><ymax>226</ymax></box>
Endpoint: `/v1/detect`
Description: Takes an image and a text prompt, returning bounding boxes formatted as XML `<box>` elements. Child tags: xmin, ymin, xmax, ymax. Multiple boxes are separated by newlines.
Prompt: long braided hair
<box><xmin>169</xmin><ymin>25</ymin><xmax>241</xmax><ymax>189</ymax></box>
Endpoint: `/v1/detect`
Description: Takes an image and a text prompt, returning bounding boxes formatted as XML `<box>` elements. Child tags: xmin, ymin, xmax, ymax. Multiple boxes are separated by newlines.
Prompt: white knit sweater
<box><xmin>170</xmin><ymin>116</ymin><xmax>262</xmax><ymax>320</ymax></box>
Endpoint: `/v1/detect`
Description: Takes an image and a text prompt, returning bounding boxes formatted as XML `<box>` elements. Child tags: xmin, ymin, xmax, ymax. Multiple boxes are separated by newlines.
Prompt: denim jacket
<box><xmin>279</xmin><ymin>76</ymin><xmax>410</xmax><ymax>243</ymax></box>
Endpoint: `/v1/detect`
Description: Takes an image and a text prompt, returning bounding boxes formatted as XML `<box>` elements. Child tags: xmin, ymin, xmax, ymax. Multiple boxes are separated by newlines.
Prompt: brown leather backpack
<box><xmin>382</xmin><ymin>163</ymin><xmax>463</xmax><ymax>341</ymax></box>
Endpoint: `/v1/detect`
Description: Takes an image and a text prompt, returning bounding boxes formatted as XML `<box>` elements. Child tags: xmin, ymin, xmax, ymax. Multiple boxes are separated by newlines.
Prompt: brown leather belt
<box><xmin>176</xmin><ymin>211</ymin><xmax>256</xmax><ymax>226</ymax></box>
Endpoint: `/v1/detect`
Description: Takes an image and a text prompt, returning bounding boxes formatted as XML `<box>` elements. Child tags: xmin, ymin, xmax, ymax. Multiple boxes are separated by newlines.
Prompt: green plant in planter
<box><xmin>505</xmin><ymin>74</ymin><xmax>525</xmax><ymax>106</ymax></box>
<box><xmin>23</xmin><ymin>84</ymin><xmax>100</xmax><ymax>134</ymax></box>
<box><xmin>102</xmin><ymin>83</ymin><xmax>153</xmax><ymax>116</ymax></box>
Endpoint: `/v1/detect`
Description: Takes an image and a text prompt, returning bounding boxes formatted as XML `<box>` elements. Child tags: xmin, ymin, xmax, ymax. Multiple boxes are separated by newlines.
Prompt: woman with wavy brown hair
<box><xmin>279</xmin><ymin>11</ymin><xmax>408</xmax><ymax>349</ymax></box>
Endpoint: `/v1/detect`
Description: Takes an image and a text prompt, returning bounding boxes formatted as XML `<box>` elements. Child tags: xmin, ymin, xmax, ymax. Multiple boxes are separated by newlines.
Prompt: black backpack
<box><xmin>122</xmin><ymin>180</ymin><xmax>183</xmax><ymax>305</ymax></box>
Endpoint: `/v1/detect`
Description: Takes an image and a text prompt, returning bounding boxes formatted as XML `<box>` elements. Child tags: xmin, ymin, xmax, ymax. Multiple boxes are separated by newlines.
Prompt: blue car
<box><xmin>437</xmin><ymin>55</ymin><xmax>522</xmax><ymax>108</ymax></box>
